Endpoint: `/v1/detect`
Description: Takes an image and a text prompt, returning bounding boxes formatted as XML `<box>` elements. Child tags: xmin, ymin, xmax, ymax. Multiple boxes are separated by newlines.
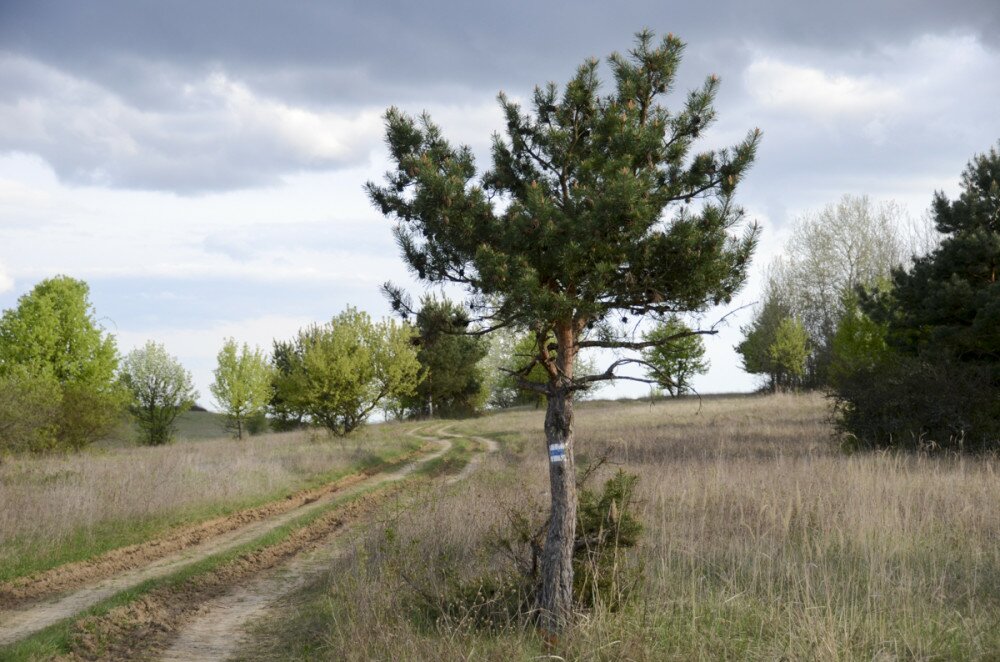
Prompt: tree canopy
<box><xmin>868</xmin><ymin>145</ymin><xmax>1000</xmax><ymax>364</ymax></box>
<box><xmin>369</xmin><ymin>31</ymin><xmax>760</xmax><ymax>366</ymax></box>
<box><xmin>739</xmin><ymin>195</ymin><xmax>916</xmax><ymax>387</ymax></box>
<box><xmin>641</xmin><ymin>314</ymin><xmax>709</xmax><ymax>396</ymax></box>
<box><xmin>0</xmin><ymin>276</ymin><xmax>125</xmax><ymax>450</ymax></box>
<box><xmin>403</xmin><ymin>296</ymin><xmax>488</xmax><ymax>417</ymax></box>
<box><xmin>210</xmin><ymin>339</ymin><xmax>273</xmax><ymax>440</ymax></box>
<box><xmin>833</xmin><ymin>143</ymin><xmax>1000</xmax><ymax>450</ymax></box>
<box><xmin>274</xmin><ymin>308</ymin><xmax>422</xmax><ymax>435</ymax></box>
<box><xmin>120</xmin><ymin>341</ymin><xmax>198</xmax><ymax>445</ymax></box>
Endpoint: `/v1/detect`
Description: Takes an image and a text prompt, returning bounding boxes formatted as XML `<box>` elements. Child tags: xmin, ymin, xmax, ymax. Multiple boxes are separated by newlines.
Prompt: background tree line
<box><xmin>735</xmin><ymin>143</ymin><xmax>1000</xmax><ymax>451</ymax></box>
<box><xmin>4</xmin><ymin>279</ymin><xmax>700</xmax><ymax>456</ymax></box>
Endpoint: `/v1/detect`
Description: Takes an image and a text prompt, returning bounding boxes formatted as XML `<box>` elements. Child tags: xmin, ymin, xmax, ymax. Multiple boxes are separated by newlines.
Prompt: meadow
<box><xmin>239</xmin><ymin>393</ymin><xmax>1000</xmax><ymax>660</ymax></box>
<box><xmin>0</xmin><ymin>418</ymin><xmax>421</xmax><ymax>584</ymax></box>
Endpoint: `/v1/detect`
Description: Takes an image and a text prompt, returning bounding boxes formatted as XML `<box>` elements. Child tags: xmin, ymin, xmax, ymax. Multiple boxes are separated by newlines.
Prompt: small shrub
<box><xmin>246</xmin><ymin>410</ymin><xmax>270</xmax><ymax>436</ymax></box>
<box><xmin>494</xmin><ymin>467</ymin><xmax>645</xmax><ymax>616</ymax></box>
<box><xmin>573</xmin><ymin>469</ymin><xmax>644</xmax><ymax>609</ymax></box>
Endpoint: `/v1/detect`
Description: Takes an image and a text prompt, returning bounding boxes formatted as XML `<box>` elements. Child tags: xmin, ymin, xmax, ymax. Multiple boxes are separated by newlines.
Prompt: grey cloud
<box><xmin>0</xmin><ymin>0</ymin><xmax>997</xmax><ymax>196</ymax></box>
<box><xmin>2</xmin><ymin>1</ymin><xmax>998</xmax><ymax>97</ymax></box>
<box><xmin>0</xmin><ymin>57</ymin><xmax>382</xmax><ymax>192</ymax></box>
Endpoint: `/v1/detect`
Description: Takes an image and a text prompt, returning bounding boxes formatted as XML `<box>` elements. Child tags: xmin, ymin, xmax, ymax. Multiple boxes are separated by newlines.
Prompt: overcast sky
<box><xmin>1</xmin><ymin>1</ymin><xmax>998</xmax><ymax>405</ymax></box>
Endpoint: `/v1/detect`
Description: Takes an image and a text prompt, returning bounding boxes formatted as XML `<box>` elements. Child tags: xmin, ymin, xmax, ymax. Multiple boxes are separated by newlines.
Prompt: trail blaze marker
<box><xmin>548</xmin><ymin>443</ymin><xmax>566</xmax><ymax>463</ymax></box>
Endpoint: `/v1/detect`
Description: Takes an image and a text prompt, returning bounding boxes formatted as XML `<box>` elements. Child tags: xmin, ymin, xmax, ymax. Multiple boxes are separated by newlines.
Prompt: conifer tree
<box><xmin>842</xmin><ymin>143</ymin><xmax>1000</xmax><ymax>449</ymax></box>
<box><xmin>405</xmin><ymin>295</ymin><xmax>487</xmax><ymax>417</ymax></box>
<box><xmin>868</xmin><ymin>144</ymin><xmax>1000</xmax><ymax>364</ymax></box>
<box><xmin>367</xmin><ymin>30</ymin><xmax>760</xmax><ymax>628</ymax></box>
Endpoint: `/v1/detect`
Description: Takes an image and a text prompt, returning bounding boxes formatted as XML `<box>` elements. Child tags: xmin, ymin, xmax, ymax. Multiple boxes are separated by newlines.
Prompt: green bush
<box><xmin>833</xmin><ymin>354</ymin><xmax>1000</xmax><ymax>452</ymax></box>
<box><xmin>573</xmin><ymin>469</ymin><xmax>644</xmax><ymax>610</ymax></box>
<box><xmin>0</xmin><ymin>367</ymin><xmax>62</xmax><ymax>456</ymax></box>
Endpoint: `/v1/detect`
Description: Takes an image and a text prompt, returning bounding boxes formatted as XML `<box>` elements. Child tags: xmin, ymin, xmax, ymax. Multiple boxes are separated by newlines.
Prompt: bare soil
<box><xmin>0</xmin><ymin>437</ymin><xmax>436</xmax><ymax>647</ymax></box>
<box><xmin>153</xmin><ymin>429</ymin><xmax>497</xmax><ymax>661</ymax></box>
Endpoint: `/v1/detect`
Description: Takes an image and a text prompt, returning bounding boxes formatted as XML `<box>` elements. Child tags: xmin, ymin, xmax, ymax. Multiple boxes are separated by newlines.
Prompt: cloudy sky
<box><xmin>1</xmin><ymin>1</ymin><xmax>998</xmax><ymax>405</ymax></box>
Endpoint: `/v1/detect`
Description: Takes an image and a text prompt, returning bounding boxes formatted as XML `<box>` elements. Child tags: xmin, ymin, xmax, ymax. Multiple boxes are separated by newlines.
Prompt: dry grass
<box><xmin>0</xmin><ymin>423</ymin><xmax>420</xmax><ymax>582</ymax></box>
<box><xmin>241</xmin><ymin>393</ymin><xmax>1000</xmax><ymax>660</ymax></box>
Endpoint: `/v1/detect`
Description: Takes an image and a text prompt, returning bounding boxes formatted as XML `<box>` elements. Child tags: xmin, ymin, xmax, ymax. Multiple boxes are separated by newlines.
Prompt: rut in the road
<box><xmin>157</xmin><ymin>431</ymin><xmax>496</xmax><ymax>662</ymax></box>
<box><xmin>0</xmin><ymin>432</ymin><xmax>445</xmax><ymax>648</ymax></box>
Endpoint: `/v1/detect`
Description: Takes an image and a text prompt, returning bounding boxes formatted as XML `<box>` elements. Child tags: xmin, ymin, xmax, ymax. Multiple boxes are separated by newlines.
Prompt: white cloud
<box><xmin>0</xmin><ymin>57</ymin><xmax>385</xmax><ymax>192</ymax></box>
<box><xmin>116</xmin><ymin>314</ymin><xmax>316</xmax><ymax>409</ymax></box>
<box><xmin>744</xmin><ymin>57</ymin><xmax>901</xmax><ymax>117</ymax></box>
<box><xmin>0</xmin><ymin>260</ymin><xmax>13</xmax><ymax>293</ymax></box>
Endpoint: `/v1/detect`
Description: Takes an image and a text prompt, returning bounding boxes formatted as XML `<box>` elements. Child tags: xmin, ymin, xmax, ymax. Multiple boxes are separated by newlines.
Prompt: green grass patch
<box><xmin>415</xmin><ymin>437</ymin><xmax>477</xmax><ymax>478</ymax></box>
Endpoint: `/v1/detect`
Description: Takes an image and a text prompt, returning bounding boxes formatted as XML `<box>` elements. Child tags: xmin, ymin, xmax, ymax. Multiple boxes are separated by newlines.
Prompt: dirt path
<box><xmin>441</xmin><ymin>429</ymin><xmax>500</xmax><ymax>484</ymax></box>
<box><xmin>157</xmin><ymin>428</ymin><xmax>497</xmax><ymax>662</ymax></box>
<box><xmin>0</xmin><ymin>430</ymin><xmax>449</xmax><ymax>648</ymax></box>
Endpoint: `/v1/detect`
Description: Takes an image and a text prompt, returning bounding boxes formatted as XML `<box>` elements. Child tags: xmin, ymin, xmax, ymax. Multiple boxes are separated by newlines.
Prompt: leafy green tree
<box><xmin>735</xmin><ymin>296</ymin><xmax>791</xmax><ymax>391</ymax></box>
<box><xmin>641</xmin><ymin>315</ymin><xmax>709</xmax><ymax>396</ymax></box>
<box><xmin>404</xmin><ymin>296</ymin><xmax>488</xmax><ymax>417</ymax></box>
<box><xmin>0</xmin><ymin>276</ymin><xmax>126</xmax><ymax>450</ymax></box>
<box><xmin>210</xmin><ymin>339</ymin><xmax>272</xmax><ymax>440</ymax></box>
<box><xmin>280</xmin><ymin>308</ymin><xmax>421</xmax><ymax>436</ymax></box>
<box><xmin>767</xmin><ymin>316</ymin><xmax>809</xmax><ymax>391</ymax></box>
<box><xmin>828</xmin><ymin>293</ymin><xmax>891</xmax><ymax>390</ymax></box>
<box><xmin>0</xmin><ymin>366</ymin><xmax>61</xmax><ymax>456</ymax></box>
<box><xmin>480</xmin><ymin>327</ymin><xmax>521</xmax><ymax>409</ymax></box>
<box><xmin>756</xmin><ymin>195</ymin><xmax>930</xmax><ymax>385</ymax></box>
<box><xmin>268</xmin><ymin>338</ymin><xmax>308</xmax><ymax>431</ymax></box>
<box><xmin>367</xmin><ymin>30</ymin><xmax>760</xmax><ymax>627</ymax></box>
<box><xmin>120</xmin><ymin>341</ymin><xmax>198</xmax><ymax>445</ymax></box>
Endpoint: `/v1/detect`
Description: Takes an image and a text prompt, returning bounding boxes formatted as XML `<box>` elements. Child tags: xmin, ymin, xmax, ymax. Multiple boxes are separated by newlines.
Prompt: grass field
<box><xmin>0</xmin><ymin>421</ymin><xmax>422</xmax><ymax>584</ymax></box>
<box><xmin>240</xmin><ymin>393</ymin><xmax>1000</xmax><ymax>660</ymax></box>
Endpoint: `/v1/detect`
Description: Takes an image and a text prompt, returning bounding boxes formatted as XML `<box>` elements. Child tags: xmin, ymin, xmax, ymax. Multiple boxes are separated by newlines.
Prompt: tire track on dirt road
<box><xmin>157</xmin><ymin>427</ymin><xmax>497</xmax><ymax>662</ymax></box>
<box><xmin>0</xmin><ymin>429</ymin><xmax>445</xmax><ymax>648</ymax></box>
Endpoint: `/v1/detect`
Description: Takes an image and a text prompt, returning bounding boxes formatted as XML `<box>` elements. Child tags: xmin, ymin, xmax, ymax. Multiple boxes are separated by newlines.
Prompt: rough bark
<box><xmin>538</xmin><ymin>322</ymin><xmax>578</xmax><ymax>632</ymax></box>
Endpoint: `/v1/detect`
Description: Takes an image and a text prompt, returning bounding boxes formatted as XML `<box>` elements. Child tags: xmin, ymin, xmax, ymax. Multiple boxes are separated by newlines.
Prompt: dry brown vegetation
<box><xmin>0</xmin><ymin>423</ymin><xmax>420</xmax><ymax>583</ymax></box>
<box><xmin>242</xmin><ymin>393</ymin><xmax>1000</xmax><ymax>660</ymax></box>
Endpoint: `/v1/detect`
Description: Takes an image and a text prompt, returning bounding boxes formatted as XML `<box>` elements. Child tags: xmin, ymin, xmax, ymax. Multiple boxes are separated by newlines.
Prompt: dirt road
<box><xmin>157</xmin><ymin>428</ymin><xmax>497</xmax><ymax>662</ymax></box>
<box><xmin>0</xmin><ymin>430</ymin><xmax>451</xmax><ymax>648</ymax></box>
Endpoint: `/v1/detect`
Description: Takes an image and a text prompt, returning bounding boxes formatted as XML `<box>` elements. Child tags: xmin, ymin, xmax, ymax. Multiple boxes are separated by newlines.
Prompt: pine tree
<box><xmin>849</xmin><ymin>143</ymin><xmax>1000</xmax><ymax>449</ymax></box>
<box><xmin>367</xmin><ymin>30</ymin><xmax>760</xmax><ymax>629</ymax></box>
<box><xmin>868</xmin><ymin>144</ymin><xmax>1000</xmax><ymax>364</ymax></box>
<box><xmin>406</xmin><ymin>296</ymin><xmax>488</xmax><ymax>417</ymax></box>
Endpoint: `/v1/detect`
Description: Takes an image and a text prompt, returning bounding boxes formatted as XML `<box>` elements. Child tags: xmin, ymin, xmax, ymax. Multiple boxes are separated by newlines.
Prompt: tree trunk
<box><xmin>539</xmin><ymin>387</ymin><xmax>577</xmax><ymax>633</ymax></box>
<box><xmin>538</xmin><ymin>322</ymin><xmax>578</xmax><ymax>633</ymax></box>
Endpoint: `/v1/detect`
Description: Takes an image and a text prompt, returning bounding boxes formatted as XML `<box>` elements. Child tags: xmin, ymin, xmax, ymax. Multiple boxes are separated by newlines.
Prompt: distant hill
<box><xmin>173</xmin><ymin>410</ymin><xmax>228</xmax><ymax>440</ymax></box>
